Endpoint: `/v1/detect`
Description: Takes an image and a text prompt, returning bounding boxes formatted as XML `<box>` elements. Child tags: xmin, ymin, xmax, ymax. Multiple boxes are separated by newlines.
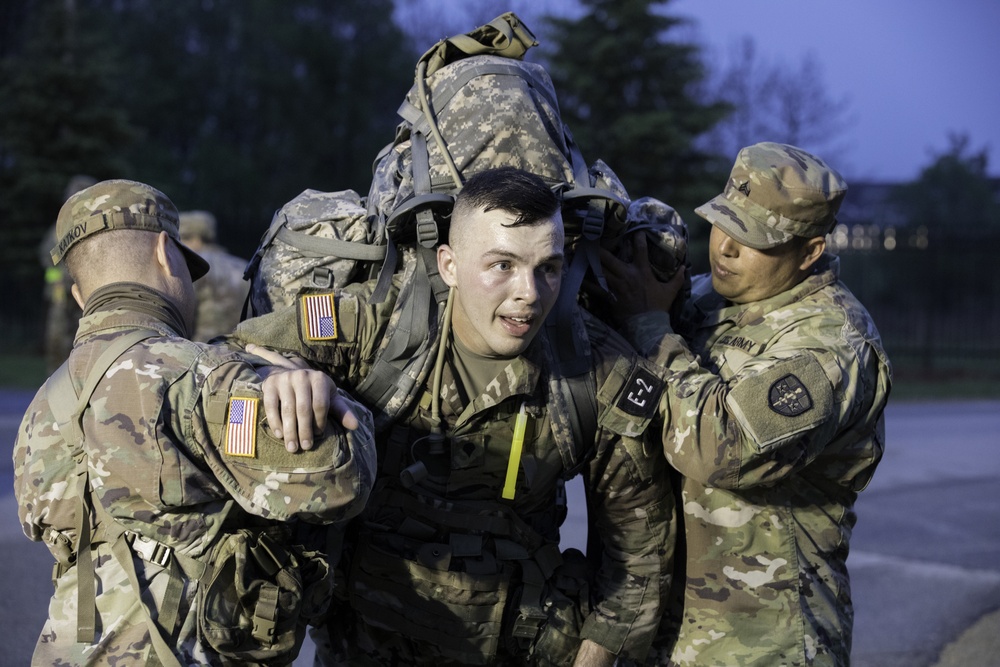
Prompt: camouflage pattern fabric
<box><xmin>247</xmin><ymin>188</ymin><xmax>373</xmax><ymax>317</ymax></box>
<box><xmin>694</xmin><ymin>142</ymin><xmax>846</xmax><ymax>250</ymax></box>
<box><xmin>232</xmin><ymin>277</ymin><xmax>677</xmax><ymax>666</ymax></box>
<box><xmin>192</xmin><ymin>243</ymin><xmax>250</xmax><ymax>341</ymax></box>
<box><xmin>13</xmin><ymin>293</ymin><xmax>377</xmax><ymax>666</ymax></box>
<box><xmin>623</xmin><ymin>254</ymin><xmax>891</xmax><ymax>667</ymax></box>
<box><xmin>367</xmin><ymin>53</ymin><xmax>577</xmax><ymax>224</ymax></box>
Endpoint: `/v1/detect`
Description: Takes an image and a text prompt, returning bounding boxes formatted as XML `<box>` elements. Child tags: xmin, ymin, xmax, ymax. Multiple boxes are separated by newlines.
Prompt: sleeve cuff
<box><xmin>623</xmin><ymin>310</ymin><xmax>674</xmax><ymax>356</ymax></box>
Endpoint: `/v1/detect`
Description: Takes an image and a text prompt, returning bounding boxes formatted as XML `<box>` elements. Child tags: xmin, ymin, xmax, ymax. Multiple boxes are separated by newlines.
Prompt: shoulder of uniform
<box><xmin>725</xmin><ymin>353</ymin><xmax>835</xmax><ymax>451</ymax></box>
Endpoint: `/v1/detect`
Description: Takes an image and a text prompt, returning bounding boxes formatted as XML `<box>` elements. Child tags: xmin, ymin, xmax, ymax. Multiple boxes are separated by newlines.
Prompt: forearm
<box><xmin>582</xmin><ymin>435</ymin><xmax>673</xmax><ymax>658</ymax></box>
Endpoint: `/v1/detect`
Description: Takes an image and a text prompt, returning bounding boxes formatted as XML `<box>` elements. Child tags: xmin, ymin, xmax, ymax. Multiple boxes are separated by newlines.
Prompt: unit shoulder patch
<box><xmin>768</xmin><ymin>374</ymin><xmax>813</xmax><ymax>417</ymax></box>
<box><xmin>725</xmin><ymin>354</ymin><xmax>833</xmax><ymax>451</ymax></box>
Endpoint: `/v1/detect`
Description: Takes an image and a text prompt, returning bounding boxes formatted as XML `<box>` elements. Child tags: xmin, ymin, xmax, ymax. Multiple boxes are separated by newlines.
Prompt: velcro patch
<box><xmin>301</xmin><ymin>293</ymin><xmax>337</xmax><ymax>341</ymax></box>
<box><xmin>225</xmin><ymin>397</ymin><xmax>258</xmax><ymax>457</ymax></box>
<box><xmin>616</xmin><ymin>366</ymin><xmax>664</xmax><ymax>419</ymax></box>
<box><xmin>726</xmin><ymin>355</ymin><xmax>832</xmax><ymax>451</ymax></box>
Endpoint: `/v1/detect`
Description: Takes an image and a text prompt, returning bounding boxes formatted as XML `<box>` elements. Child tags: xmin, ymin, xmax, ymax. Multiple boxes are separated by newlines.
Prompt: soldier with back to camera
<box><xmin>14</xmin><ymin>179</ymin><xmax>378</xmax><ymax>666</ymax></box>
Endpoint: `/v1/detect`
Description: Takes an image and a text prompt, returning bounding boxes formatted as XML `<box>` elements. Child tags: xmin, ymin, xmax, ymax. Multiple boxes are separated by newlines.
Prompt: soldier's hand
<box><xmin>601</xmin><ymin>232</ymin><xmax>686</xmax><ymax>320</ymax></box>
<box><xmin>248</xmin><ymin>345</ymin><xmax>361</xmax><ymax>453</ymax></box>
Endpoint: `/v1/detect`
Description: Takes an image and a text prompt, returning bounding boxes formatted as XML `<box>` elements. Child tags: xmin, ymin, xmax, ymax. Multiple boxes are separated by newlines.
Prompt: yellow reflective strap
<box><xmin>502</xmin><ymin>403</ymin><xmax>528</xmax><ymax>500</ymax></box>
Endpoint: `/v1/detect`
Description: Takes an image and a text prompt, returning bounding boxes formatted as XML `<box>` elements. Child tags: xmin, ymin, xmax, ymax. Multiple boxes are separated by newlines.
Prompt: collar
<box><xmin>76</xmin><ymin>282</ymin><xmax>187</xmax><ymax>343</ymax></box>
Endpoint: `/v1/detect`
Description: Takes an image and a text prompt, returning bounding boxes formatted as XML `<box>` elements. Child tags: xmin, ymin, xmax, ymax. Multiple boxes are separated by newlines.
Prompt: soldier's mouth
<box><xmin>500</xmin><ymin>315</ymin><xmax>534</xmax><ymax>336</ymax></box>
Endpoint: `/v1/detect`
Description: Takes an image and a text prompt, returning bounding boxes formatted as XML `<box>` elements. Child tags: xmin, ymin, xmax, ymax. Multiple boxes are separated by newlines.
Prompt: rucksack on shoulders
<box><xmin>242</xmin><ymin>12</ymin><xmax>688</xmax><ymax>461</ymax></box>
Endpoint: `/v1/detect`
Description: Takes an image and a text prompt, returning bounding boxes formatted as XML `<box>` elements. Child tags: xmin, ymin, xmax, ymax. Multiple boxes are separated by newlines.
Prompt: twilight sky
<box><xmin>668</xmin><ymin>0</ymin><xmax>1000</xmax><ymax>182</ymax></box>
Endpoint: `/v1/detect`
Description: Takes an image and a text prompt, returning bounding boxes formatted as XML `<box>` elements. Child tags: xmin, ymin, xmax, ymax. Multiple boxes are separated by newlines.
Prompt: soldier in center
<box><xmin>232</xmin><ymin>167</ymin><xmax>675</xmax><ymax>666</ymax></box>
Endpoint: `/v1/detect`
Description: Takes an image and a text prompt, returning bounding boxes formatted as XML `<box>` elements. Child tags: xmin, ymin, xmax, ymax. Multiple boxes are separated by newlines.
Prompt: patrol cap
<box><xmin>51</xmin><ymin>179</ymin><xmax>210</xmax><ymax>280</ymax></box>
<box><xmin>695</xmin><ymin>142</ymin><xmax>847</xmax><ymax>249</ymax></box>
<box><xmin>179</xmin><ymin>210</ymin><xmax>218</xmax><ymax>244</ymax></box>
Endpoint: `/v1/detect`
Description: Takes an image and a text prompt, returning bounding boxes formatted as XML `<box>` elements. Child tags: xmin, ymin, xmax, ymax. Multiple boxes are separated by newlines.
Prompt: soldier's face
<box><xmin>708</xmin><ymin>225</ymin><xmax>811</xmax><ymax>303</ymax></box>
<box><xmin>439</xmin><ymin>206</ymin><xmax>564</xmax><ymax>358</ymax></box>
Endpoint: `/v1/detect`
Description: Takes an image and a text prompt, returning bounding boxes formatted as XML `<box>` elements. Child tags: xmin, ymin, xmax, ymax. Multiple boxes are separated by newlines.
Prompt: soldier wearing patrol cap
<box><xmin>14</xmin><ymin>179</ymin><xmax>377</xmax><ymax>666</ymax></box>
<box><xmin>602</xmin><ymin>142</ymin><xmax>892</xmax><ymax>666</ymax></box>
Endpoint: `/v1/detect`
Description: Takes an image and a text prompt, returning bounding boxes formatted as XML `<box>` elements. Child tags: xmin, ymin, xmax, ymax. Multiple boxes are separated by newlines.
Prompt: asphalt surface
<box><xmin>2</xmin><ymin>389</ymin><xmax>998</xmax><ymax>666</ymax></box>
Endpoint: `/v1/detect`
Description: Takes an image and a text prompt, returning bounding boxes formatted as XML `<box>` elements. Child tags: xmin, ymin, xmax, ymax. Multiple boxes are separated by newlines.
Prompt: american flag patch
<box><xmin>302</xmin><ymin>294</ymin><xmax>337</xmax><ymax>341</ymax></box>
<box><xmin>225</xmin><ymin>397</ymin><xmax>258</xmax><ymax>457</ymax></box>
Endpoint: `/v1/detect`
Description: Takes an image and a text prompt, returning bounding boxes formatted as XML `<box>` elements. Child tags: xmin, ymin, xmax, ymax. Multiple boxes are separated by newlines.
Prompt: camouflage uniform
<box><xmin>624</xmin><ymin>143</ymin><xmax>892</xmax><ymax>666</ymax></box>
<box><xmin>13</xmin><ymin>180</ymin><xmax>378</xmax><ymax>666</ymax></box>
<box><xmin>192</xmin><ymin>244</ymin><xmax>250</xmax><ymax>341</ymax></box>
<box><xmin>232</xmin><ymin>276</ymin><xmax>676</xmax><ymax>665</ymax></box>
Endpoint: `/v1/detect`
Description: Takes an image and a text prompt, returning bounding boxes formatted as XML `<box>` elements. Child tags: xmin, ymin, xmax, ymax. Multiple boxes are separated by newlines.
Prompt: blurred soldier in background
<box><xmin>178</xmin><ymin>210</ymin><xmax>250</xmax><ymax>341</ymax></box>
<box><xmin>39</xmin><ymin>174</ymin><xmax>97</xmax><ymax>372</ymax></box>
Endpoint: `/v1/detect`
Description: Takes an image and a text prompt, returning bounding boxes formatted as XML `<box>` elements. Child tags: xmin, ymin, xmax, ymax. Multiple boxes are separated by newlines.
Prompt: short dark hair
<box><xmin>454</xmin><ymin>166</ymin><xmax>560</xmax><ymax>227</ymax></box>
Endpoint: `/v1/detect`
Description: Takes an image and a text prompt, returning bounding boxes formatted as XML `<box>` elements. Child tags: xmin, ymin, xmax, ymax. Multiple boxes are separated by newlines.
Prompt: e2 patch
<box><xmin>616</xmin><ymin>366</ymin><xmax>664</xmax><ymax>419</ymax></box>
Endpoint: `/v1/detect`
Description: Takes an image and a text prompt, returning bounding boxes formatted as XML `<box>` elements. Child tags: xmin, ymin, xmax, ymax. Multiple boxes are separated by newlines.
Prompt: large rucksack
<box><xmin>243</xmin><ymin>12</ymin><xmax>688</xmax><ymax>457</ymax></box>
<box><xmin>246</xmin><ymin>12</ymin><xmax>631</xmax><ymax>314</ymax></box>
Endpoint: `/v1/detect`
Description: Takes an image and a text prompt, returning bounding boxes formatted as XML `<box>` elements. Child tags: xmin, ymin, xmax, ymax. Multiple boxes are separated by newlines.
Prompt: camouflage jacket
<box><xmin>13</xmin><ymin>299</ymin><xmax>377</xmax><ymax>666</ymax></box>
<box><xmin>625</xmin><ymin>254</ymin><xmax>891</xmax><ymax>667</ymax></box>
<box><xmin>233</xmin><ymin>278</ymin><xmax>675</xmax><ymax>665</ymax></box>
<box><xmin>192</xmin><ymin>244</ymin><xmax>250</xmax><ymax>342</ymax></box>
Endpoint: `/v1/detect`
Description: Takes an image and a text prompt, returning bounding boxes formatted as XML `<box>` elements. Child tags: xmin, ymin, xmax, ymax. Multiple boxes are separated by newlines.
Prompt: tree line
<box><xmin>2</xmin><ymin>0</ymin><xmax>997</xmax><ymax>381</ymax></box>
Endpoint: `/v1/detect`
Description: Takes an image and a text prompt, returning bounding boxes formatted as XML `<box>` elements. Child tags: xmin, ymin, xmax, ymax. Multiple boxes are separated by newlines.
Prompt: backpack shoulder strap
<box><xmin>541</xmin><ymin>309</ymin><xmax>598</xmax><ymax>478</ymax></box>
<box><xmin>354</xmin><ymin>247</ymin><xmax>447</xmax><ymax>429</ymax></box>
<box><xmin>48</xmin><ymin>329</ymin><xmax>189</xmax><ymax>667</ymax></box>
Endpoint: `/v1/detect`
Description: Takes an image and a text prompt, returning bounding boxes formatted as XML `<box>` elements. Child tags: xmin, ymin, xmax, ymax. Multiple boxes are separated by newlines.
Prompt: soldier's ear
<box><xmin>438</xmin><ymin>243</ymin><xmax>458</xmax><ymax>288</ymax></box>
<box><xmin>799</xmin><ymin>237</ymin><xmax>826</xmax><ymax>272</ymax></box>
<box><xmin>70</xmin><ymin>283</ymin><xmax>85</xmax><ymax>309</ymax></box>
<box><xmin>154</xmin><ymin>231</ymin><xmax>186</xmax><ymax>279</ymax></box>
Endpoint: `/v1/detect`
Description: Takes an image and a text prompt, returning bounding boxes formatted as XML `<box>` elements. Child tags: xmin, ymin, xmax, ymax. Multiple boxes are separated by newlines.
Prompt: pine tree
<box><xmin>0</xmin><ymin>0</ymin><xmax>136</xmax><ymax>345</ymax></box>
<box><xmin>541</xmin><ymin>0</ymin><xmax>729</xmax><ymax>219</ymax></box>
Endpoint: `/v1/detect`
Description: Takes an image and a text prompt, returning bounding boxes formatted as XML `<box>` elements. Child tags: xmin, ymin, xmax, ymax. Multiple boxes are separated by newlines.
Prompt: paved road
<box><xmin>2</xmin><ymin>389</ymin><xmax>998</xmax><ymax>665</ymax></box>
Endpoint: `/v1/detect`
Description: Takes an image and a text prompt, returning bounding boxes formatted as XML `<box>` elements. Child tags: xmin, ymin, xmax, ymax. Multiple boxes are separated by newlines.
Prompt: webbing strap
<box><xmin>90</xmin><ymin>499</ymin><xmax>189</xmax><ymax>653</ymax></box>
<box><xmin>369</xmin><ymin>236</ymin><xmax>399</xmax><ymax>305</ymax></box>
<box><xmin>274</xmin><ymin>226</ymin><xmax>387</xmax><ymax>261</ymax></box>
<box><xmin>411</xmin><ymin>130</ymin><xmax>433</xmax><ymax>196</ymax></box>
<box><xmin>356</xmin><ymin>248</ymin><xmax>442</xmax><ymax>420</ymax></box>
<box><xmin>47</xmin><ymin>329</ymin><xmax>158</xmax><ymax>645</ymax></box>
<box><xmin>75</xmin><ymin>474</ymin><xmax>96</xmax><ymax>644</ymax></box>
<box><xmin>110</xmin><ymin>535</ymin><xmax>185</xmax><ymax>667</ymax></box>
<box><xmin>252</xmin><ymin>584</ymin><xmax>280</xmax><ymax>644</ymax></box>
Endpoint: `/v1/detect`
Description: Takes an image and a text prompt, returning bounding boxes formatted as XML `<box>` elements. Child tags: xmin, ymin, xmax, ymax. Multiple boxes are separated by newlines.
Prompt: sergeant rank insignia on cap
<box><xmin>302</xmin><ymin>294</ymin><xmax>337</xmax><ymax>341</ymax></box>
<box><xmin>226</xmin><ymin>397</ymin><xmax>258</xmax><ymax>457</ymax></box>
